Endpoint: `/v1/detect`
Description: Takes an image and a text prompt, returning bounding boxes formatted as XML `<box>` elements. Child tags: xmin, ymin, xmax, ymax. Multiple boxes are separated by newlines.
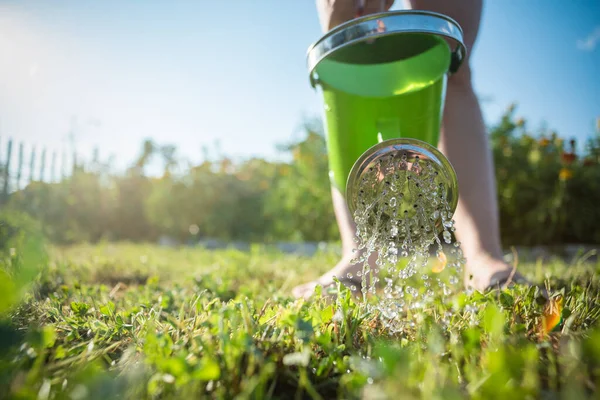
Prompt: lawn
<box><xmin>2</xmin><ymin>242</ymin><xmax>600</xmax><ymax>399</ymax></box>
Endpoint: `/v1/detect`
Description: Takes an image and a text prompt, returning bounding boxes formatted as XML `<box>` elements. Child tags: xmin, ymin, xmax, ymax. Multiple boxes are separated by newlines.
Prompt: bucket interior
<box><xmin>314</xmin><ymin>33</ymin><xmax>451</xmax><ymax>98</ymax></box>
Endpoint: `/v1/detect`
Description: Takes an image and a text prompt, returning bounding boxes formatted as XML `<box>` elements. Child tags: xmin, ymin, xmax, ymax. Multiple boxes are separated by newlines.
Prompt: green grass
<box><xmin>2</xmin><ymin>242</ymin><xmax>600</xmax><ymax>399</ymax></box>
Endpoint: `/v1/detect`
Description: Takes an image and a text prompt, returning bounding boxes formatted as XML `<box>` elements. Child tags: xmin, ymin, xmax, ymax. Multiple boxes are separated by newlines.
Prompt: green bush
<box><xmin>5</xmin><ymin>107</ymin><xmax>600</xmax><ymax>246</ymax></box>
<box><xmin>264</xmin><ymin>120</ymin><xmax>337</xmax><ymax>242</ymax></box>
<box><xmin>491</xmin><ymin>104</ymin><xmax>600</xmax><ymax>245</ymax></box>
<box><xmin>0</xmin><ymin>209</ymin><xmax>46</xmax><ymax>314</ymax></box>
<box><xmin>7</xmin><ymin>168</ymin><xmax>115</xmax><ymax>244</ymax></box>
<box><xmin>0</xmin><ymin>209</ymin><xmax>41</xmax><ymax>255</ymax></box>
<box><xmin>145</xmin><ymin>159</ymin><xmax>276</xmax><ymax>242</ymax></box>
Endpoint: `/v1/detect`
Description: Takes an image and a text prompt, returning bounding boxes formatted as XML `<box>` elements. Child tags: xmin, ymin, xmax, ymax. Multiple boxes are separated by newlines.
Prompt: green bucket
<box><xmin>307</xmin><ymin>10</ymin><xmax>466</xmax><ymax>213</ymax></box>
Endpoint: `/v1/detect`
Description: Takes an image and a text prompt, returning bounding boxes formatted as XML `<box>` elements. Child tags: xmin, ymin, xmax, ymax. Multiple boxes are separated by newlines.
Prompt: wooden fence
<box><xmin>0</xmin><ymin>137</ymin><xmax>81</xmax><ymax>204</ymax></box>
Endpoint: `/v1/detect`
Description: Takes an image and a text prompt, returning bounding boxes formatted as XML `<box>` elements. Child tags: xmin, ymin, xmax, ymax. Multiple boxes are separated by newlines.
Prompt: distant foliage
<box><xmin>492</xmin><ymin>104</ymin><xmax>600</xmax><ymax>245</ymax></box>
<box><xmin>5</xmin><ymin>125</ymin><xmax>337</xmax><ymax>244</ymax></box>
<box><xmin>4</xmin><ymin>107</ymin><xmax>600</xmax><ymax>246</ymax></box>
<box><xmin>264</xmin><ymin>120</ymin><xmax>338</xmax><ymax>242</ymax></box>
<box><xmin>145</xmin><ymin>158</ymin><xmax>280</xmax><ymax>242</ymax></box>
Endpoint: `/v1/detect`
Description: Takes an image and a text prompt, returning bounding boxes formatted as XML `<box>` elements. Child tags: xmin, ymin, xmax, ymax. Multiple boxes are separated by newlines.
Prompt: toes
<box><xmin>292</xmin><ymin>281</ymin><xmax>328</xmax><ymax>299</ymax></box>
<box><xmin>292</xmin><ymin>278</ymin><xmax>363</xmax><ymax>300</ymax></box>
<box><xmin>292</xmin><ymin>283</ymin><xmax>314</xmax><ymax>299</ymax></box>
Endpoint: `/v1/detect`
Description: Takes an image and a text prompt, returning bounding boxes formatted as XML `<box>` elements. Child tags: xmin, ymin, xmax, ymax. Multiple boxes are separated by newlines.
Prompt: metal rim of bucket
<box><xmin>346</xmin><ymin>138</ymin><xmax>459</xmax><ymax>228</ymax></box>
<box><xmin>306</xmin><ymin>10</ymin><xmax>466</xmax><ymax>88</ymax></box>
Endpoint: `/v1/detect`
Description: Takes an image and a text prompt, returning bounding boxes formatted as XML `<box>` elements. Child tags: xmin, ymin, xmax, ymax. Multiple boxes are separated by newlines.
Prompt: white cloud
<box><xmin>577</xmin><ymin>25</ymin><xmax>600</xmax><ymax>51</ymax></box>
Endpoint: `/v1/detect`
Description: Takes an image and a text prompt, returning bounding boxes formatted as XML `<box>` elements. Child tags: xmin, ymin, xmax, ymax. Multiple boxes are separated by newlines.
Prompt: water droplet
<box><xmin>346</xmin><ymin>273</ymin><xmax>353</xmax><ymax>279</ymax></box>
<box><xmin>443</xmin><ymin>230</ymin><xmax>452</xmax><ymax>243</ymax></box>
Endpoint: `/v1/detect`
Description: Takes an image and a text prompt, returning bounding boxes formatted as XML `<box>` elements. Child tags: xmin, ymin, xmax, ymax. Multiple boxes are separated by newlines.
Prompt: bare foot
<box><xmin>292</xmin><ymin>252</ymin><xmax>376</xmax><ymax>300</ymax></box>
<box><xmin>464</xmin><ymin>254</ymin><xmax>516</xmax><ymax>291</ymax></box>
<box><xmin>464</xmin><ymin>254</ymin><xmax>547</xmax><ymax>297</ymax></box>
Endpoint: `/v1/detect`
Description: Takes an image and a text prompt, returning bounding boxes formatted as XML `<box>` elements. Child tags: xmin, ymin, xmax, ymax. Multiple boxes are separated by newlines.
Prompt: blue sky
<box><xmin>1</xmin><ymin>0</ymin><xmax>599</xmax><ymax>174</ymax></box>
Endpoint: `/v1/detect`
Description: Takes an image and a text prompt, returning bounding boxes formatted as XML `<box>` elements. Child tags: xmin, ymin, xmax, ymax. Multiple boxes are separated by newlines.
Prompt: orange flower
<box><xmin>539</xmin><ymin>137</ymin><xmax>550</xmax><ymax>147</ymax></box>
<box><xmin>540</xmin><ymin>296</ymin><xmax>563</xmax><ymax>337</ymax></box>
<box><xmin>583</xmin><ymin>158</ymin><xmax>596</xmax><ymax>167</ymax></box>
<box><xmin>561</xmin><ymin>152</ymin><xmax>576</xmax><ymax>165</ymax></box>
<box><xmin>559</xmin><ymin>168</ymin><xmax>573</xmax><ymax>181</ymax></box>
<box><xmin>432</xmin><ymin>251</ymin><xmax>447</xmax><ymax>273</ymax></box>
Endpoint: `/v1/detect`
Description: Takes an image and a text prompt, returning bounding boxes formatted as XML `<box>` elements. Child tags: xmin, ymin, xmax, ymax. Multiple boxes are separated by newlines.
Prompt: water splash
<box><xmin>350</xmin><ymin>150</ymin><xmax>466</xmax><ymax>333</ymax></box>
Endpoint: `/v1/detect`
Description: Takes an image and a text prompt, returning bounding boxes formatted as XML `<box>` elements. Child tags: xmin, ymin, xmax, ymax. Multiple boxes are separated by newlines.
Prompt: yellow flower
<box><xmin>280</xmin><ymin>165</ymin><xmax>290</xmax><ymax>176</ymax></box>
<box><xmin>528</xmin><ymin>149</ymin><xmax>541</xmax><ymax>164</ymax></box>
<box><xmin>559</xmin><ymin>168</ymin><xmax>573</xmax><ymax>181</ymax></box>
<box><xmin>432</xmin><ymin>251</ymin><xmax>447</xmax><ymax>273</ymax></box>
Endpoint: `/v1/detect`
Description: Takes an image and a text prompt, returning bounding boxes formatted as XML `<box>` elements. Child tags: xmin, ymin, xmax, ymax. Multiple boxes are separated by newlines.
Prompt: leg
<box><xmin>292</xmin><ymin>187</ymin><xmax>378</xmax><ymax>299</ymax></box>
<box><xmin>293</xmin><ymin>0</ymin><xmax>393</xmax><ymax>299</ymax></box>
<box><xmin>405</xmin><ymin>0</ymin><xmax>517</xmax><ymax>289</ymax></box>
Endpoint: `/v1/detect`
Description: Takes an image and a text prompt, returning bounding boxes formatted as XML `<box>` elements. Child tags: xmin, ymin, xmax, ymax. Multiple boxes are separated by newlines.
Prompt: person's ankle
<box><xmin>327</xmin><ymin>252</ymin><xmax>365</xmax><ymax>278</ymax></box>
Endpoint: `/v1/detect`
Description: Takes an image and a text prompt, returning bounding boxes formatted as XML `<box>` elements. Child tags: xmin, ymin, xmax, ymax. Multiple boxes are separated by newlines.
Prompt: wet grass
<box><xmin>1</xmin><ymin>242</ymin><xmax>600</xmax><ymax>399</ymax></box>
